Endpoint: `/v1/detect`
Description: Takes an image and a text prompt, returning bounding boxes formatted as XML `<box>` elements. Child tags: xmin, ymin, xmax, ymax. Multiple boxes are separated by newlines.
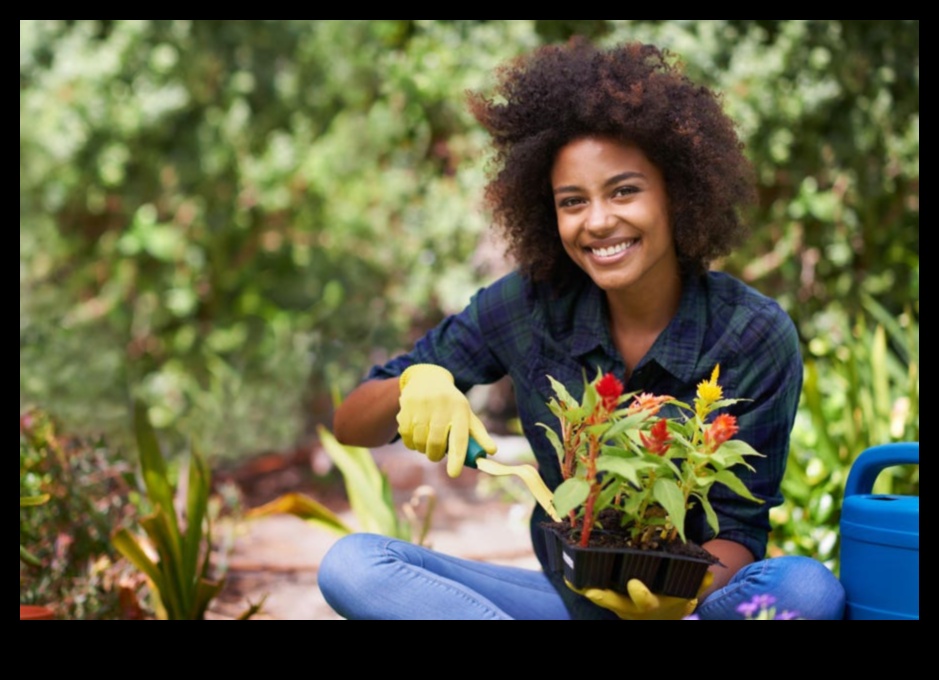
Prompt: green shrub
<box><xmin>769</xmin><ymin>295</ymin><xmax>918</xmax><ymax>572</ymax></box>
<box><xmin>19</xmin><ymin>407</ymin><xmax>141</xmax><ymax>619</ymax></box>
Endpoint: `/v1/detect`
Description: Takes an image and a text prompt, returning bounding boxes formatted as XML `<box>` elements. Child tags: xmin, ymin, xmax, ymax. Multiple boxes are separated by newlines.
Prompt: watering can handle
<box><xmin>844</xmin><ymin>442</ymin><xmax>919</xmax><ymax>497</ymax></box>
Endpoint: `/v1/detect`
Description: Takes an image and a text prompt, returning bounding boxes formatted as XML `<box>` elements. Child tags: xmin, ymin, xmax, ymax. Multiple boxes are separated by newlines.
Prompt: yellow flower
<box><xmin>696</xmin><ymin>364</ymin><xmax>723</xmax><ymax>405</ymax></box>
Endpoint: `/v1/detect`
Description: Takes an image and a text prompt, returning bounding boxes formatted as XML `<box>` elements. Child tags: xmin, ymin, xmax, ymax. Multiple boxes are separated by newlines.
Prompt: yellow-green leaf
<box><xmin>246</xmin><ymin>492</ymin><xmax>353</xmax><ymax>535</ymax></box>
<box><xmin>317</xmin><ymin>425</ymin><xmax>398</xmax><ymax>535</ymax></box>
<box><xmin>112</xmin><ymin>527</ymin><xmax>165</xmax><ymax>590</ymax></box>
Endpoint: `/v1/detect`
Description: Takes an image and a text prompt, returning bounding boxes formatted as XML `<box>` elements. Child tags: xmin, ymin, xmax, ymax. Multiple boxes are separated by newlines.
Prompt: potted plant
<box><xmin>537</xmin><ymin>365</ymin><xmax>764</xmax><ymax>598</ymax></box>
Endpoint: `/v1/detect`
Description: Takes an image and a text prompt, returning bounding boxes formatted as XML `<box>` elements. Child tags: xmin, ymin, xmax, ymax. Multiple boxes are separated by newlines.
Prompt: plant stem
<box><xmin>561</xmin><ymin>421</ymin><xmax>578</xmax><ymax>480</ymax></box>
<box><xmin>636</xmin><ymin>469</ymin><xmax>657</xmax><ymax>524</ymax></box>
<box><xmin>579</xmin><ymin>435</ymin><xmax>601</xmax><ymax>547</ymax></box>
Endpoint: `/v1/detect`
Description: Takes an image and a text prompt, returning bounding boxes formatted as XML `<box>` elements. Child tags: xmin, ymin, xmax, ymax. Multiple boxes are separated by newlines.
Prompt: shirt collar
<box><xmin>569</xmin><ymin>274</ymin><xmax>709</xmax><ymax>384</ymax></box>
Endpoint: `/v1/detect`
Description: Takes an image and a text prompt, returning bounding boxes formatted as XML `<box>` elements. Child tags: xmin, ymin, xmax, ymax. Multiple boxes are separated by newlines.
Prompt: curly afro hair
<box><xmin>467</xmin><ymin>37</ymin><xmax>756</xmax><ymax>289</ymax></box>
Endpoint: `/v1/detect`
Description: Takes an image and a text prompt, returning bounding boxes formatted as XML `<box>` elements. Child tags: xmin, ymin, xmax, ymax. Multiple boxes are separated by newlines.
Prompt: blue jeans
<box><xmin>318</xmin><ymin>533</ymin><xmax>846</xmax><ymax>620</ymax></box>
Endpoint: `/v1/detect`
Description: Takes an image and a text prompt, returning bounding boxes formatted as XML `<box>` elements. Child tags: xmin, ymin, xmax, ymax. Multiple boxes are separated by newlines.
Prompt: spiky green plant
<box><xmin>112</xmin><ymin>401</ymin><xmax>225</xmax><ymax>619</ymax></box>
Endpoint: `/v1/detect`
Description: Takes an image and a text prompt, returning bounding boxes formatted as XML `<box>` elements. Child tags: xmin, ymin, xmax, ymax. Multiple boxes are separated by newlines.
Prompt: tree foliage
<box><xmin>21</xmin><ymin>20</ymin><xmax>918</xmax><ymax>493</ymax></box>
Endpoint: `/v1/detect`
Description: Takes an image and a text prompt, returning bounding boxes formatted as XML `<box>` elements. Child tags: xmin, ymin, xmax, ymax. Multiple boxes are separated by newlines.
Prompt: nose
<box><xmin>585</xmin><ymin>200</ymin><xmax>615</xmax><ymax>233</ymax></box>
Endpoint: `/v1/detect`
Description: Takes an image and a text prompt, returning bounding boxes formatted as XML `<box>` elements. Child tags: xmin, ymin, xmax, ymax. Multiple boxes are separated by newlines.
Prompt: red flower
<box><xmin>705</xmin><ymin>414</ymin><xmax>739</xmax><ymax>452</ymax></box>
<box><xmin>596</xmin><ymin>373</ymin><xmax>624</xmax><ymax>412</ymax></box>
<box><xmin>639</xmin><ymin>418</ymin><xmax>672</xmax><ymax>455</ymax></box>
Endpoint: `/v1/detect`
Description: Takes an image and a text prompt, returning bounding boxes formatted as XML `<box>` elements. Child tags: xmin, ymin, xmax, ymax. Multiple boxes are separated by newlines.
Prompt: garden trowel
<box><xmin>463</xmin><ymin>438</ymin><xmax>561</xmax><ymax>521</ymax></box>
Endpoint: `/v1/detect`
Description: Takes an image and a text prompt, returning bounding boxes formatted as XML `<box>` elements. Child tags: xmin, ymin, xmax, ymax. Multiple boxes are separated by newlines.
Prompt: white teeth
<box><xmin>590</xmin><ymin>240</ymin><xmax>635</xmax><ymax>258</ymax></box>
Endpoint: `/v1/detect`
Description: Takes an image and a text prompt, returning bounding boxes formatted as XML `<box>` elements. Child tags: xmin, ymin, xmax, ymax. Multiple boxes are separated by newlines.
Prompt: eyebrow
<box><xmin>552</xmin><ymin>171</ymin><xmax>646</xmax><ymax>195</ymax></box>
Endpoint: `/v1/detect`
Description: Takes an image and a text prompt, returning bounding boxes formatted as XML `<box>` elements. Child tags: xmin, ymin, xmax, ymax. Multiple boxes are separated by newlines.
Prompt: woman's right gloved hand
<box><xmin>397</xmin><ymin>364</ymin><xmax>497</xmax><ymax>478</ymax></box>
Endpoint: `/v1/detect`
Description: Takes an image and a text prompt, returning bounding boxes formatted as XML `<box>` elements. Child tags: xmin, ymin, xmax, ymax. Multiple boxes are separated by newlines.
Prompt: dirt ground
<box><xmin>205</xmin><ymin>436</ymin><xmax>540</xmax><ymax>620</ymax></box>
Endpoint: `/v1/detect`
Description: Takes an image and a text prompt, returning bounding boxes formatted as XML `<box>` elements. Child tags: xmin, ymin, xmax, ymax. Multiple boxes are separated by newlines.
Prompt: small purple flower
<box><xmin>753</xmin><ymin>594</ymin><xmax>777</xmax><ymax>609</ymax></box>
<box><xmin>736</xmin><ymin>600</ymin><xmax>759</xmax><ymax>617</ymax></box>
<box><xmin>736</xmin><ymin>593</ymin><xmax>784</xmax><ymax>619</ymax></box>
<box><xmin>775</xmin><ymin>610</ymin><xmax>800</xmax><ymax>620</ymax></box>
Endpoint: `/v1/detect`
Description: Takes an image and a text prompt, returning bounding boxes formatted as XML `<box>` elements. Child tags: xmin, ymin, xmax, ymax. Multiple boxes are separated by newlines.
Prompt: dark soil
<box><xmin>541</xmin><ymin>508</ymin><xmax>719</xmax><ymax>563</ymax></box>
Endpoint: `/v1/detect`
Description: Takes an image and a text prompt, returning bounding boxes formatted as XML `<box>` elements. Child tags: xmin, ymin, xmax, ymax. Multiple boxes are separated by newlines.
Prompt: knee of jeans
<box><xmin>318</xmin><ymin>533</ymin><xmax>375</xmax><ymax>594</ymax></box>
<box><xmin>776</xmin><ymin>556</ymin><xmax>846</xmax><ymax>619</ymax></box>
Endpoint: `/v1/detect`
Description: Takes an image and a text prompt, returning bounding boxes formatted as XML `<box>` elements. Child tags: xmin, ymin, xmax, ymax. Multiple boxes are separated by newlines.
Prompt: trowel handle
<box><xmin>844</xmin><ymin>442</ymin><xmax>919</xmax><ymax>497</ymax></box>
<box><xmin>463</xmin><ymin>437</ymin><xmax>488</xmax><ymax>469</ymax></box>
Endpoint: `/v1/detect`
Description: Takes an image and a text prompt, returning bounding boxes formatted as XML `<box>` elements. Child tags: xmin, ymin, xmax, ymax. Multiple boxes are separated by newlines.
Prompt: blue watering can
<box><xmin>840</xmin><ymin>442</ymin><xmax>919</xmax><ymax>620</ymax></box>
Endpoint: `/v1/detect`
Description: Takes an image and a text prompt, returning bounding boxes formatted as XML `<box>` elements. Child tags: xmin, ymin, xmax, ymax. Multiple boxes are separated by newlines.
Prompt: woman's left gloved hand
<box><xmin>566</xmin><ymin>572</ymin><xmax>713</xmax><ymax>620</ymax></box>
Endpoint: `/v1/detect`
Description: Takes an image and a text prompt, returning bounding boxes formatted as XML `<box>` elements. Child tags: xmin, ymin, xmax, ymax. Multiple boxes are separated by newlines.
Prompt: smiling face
<box><xmin>551</xmin><ymin>136</ymin><xmax>679</xmax><ymax>301</ymax></box>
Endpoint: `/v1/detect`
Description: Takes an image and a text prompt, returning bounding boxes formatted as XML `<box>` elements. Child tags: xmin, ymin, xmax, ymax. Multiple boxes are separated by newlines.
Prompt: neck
<box><xmin>605</xmin><ymin>271</ymin><xmax>683</xmax><ymax>336</ymax></box>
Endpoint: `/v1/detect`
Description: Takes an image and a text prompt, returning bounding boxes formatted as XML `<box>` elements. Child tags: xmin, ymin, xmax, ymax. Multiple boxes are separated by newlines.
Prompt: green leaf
<box><xmin>140</xmin><ymin>508</ymin><xmax>188</xmax><ymax>619</ymax></box>
<box><xmin>235</xmin><ymin>595</ymin><xmax>268</xmax><ymax>620</ymax></box>
<box><xmin>133</xmin><ymin>400</ymin><xmax>179</xmax><ymax>536</ymax></box>
<box><xmin>713</xmin><ymin>438</ymin><xmax>763</xmax><ymax>460</ymax></box>
<box><xmin>597</xmin><ymin>411</ymin><xmax>649</xmax><ymax>440</ymax></box>
<box><xmin>801</xmin><ymin>361</ymin><xmax>840</xmax><ymax>468</ymax></box>
<box><xmin>696</xmin><ymin>494</ymin><xmax>720</xmax><ymax>537</ymax></box>
<box><xmin>317</xmin><ymin>425</ymin><xmax>398</xmax><ymax>536</ymax></box>
<box><xmin>596</xmin><ymin>455</ymin><xmax>651</xmax><ymax>487</ymax></box>
<box><xmin>182</xmin><ymin>443</ymin><xmax>210</xmax><ymax>591</ymax></box>
<box><xmin>378</xmin><ymin>471</ymin><xmax>410</xmax><ymax>540</ymax></box>
<box><xmin>661</xmin><ymin>427</ymin><xmax>695</xmax><ymax>452</ymax></box>
<box><xmin>595</xmin><ymin>479</ymin><xmax>621</xmax><ymax>513</ymax></box>
<box><xmin>713</xmin><ymin>469</ymin><xmax>763</xmax><ymax>503</ymax></box>
<box><xmin>112</xmin><ymin>527</ymin><xmax>166</xmax><ymax>594</ymax></box>
<box><xmin>537</xmin><ymin>423</ymin><xmax>566</xmax><ymax>466</ymax></box>
<box><xmin>871</xmin><ymin>324</ymin><xmax>891</xmax><ymax>426</ymax></box>
<box><xmin>552</xmin><ymin>478</ymin><xmax>590</xmax><ymax>518</ymax></box>
<box><xmin>20</xmin><ymin>544</ymin><xmax>43</xmax><ymax>567</ymax></box>
<box><xmin>191</xmin><ymin>577</ymin><xmax>226</xmax><ymax>620</ymax></box>
<box><xmin>546</xmin><ymin>398</ymin><xmax>565</xmax><ymax>419</ymax></box>
<box><xmin>665</xmin><ymin>398</ymin><xmax>693</xmax><ymax>413</ymax></box>
<box><xmin>546</xmin><ymin>375</ymin><xmax>579</xmax><ymax>410</ymax></box>
<box><xmin>582</xmin><ymin>378</ymin><xmax>598</xmax><ymax>415</ymax></box>
<box><xmin>20</xmin><ymin>493</ymin><xmax>50</xmax><ymax>507</ymax></box>
<box><xmin>653</xmin><ymin>478</ymin><xmax>687</xmax><ymax>543</ymax></box>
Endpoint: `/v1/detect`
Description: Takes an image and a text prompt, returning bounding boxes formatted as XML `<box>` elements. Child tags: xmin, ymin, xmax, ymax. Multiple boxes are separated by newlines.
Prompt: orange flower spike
<box><xmin>627</xmin><ymin>392</ymin><xmax>674</xmax><ymax>416</ymax></box>
<box><xmin>705</xmin><ymin>413</ymin><xmax>739</xmax><ymax>452</ymax></box>
<box><xmin>639</xmin><ymin>418</ymin><xmax>672</xmax><ymax>455</ymax></box>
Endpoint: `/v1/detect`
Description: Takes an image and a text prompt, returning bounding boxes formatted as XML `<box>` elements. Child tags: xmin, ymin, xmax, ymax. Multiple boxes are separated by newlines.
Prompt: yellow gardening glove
<box><xmin>397</xmin><ymin>364</ymin><xmax>497</xmax><ymax>478</ymax></box>
<box><xmin>566</xmin><ymin>572</ymin><xmax>714</xmax><ymax>620</ymax></box>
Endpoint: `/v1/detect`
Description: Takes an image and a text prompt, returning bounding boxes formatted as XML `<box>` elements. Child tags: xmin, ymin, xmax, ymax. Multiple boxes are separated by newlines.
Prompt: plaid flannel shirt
<box><xmin>366</xmin><ymin>269</ymin><xmax>802</xmax><ymax>610</ymax></box>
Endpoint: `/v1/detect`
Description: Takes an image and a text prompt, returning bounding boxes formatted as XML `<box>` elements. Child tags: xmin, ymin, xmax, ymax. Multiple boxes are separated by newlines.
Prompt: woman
<box><xmin>319</xmin><ymin>37</ymin><xmax>845</xmax><ymax>620</ymax></box>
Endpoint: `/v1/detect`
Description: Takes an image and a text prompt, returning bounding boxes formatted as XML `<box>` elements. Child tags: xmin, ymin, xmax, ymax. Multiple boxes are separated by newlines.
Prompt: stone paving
<box><xmin>207</xmin><ymin>436</ymin><xmax>541</xmax><ymax>620</ymax></box>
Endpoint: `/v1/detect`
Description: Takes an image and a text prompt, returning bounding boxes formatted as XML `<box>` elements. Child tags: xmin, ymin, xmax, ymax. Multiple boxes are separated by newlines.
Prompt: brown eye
<box><xmin>614</xmin><ymin>185</ymin><xmax>639</xmax><ymax>198</ymax></box>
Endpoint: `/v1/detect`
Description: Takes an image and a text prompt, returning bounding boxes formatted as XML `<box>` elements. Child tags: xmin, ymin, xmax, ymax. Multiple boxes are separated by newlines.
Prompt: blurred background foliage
<box><xmin>21</xmin><ymin>20</ymin><xmax>918</xmax><ymax>574</ymax></box>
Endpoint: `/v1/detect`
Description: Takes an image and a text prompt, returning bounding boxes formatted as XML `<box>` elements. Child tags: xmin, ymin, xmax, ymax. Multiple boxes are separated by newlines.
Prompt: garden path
<box><xmin>206</xmin><ymin>436</ymin><xmax>540</xmax><ymax>620</ymax></box>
